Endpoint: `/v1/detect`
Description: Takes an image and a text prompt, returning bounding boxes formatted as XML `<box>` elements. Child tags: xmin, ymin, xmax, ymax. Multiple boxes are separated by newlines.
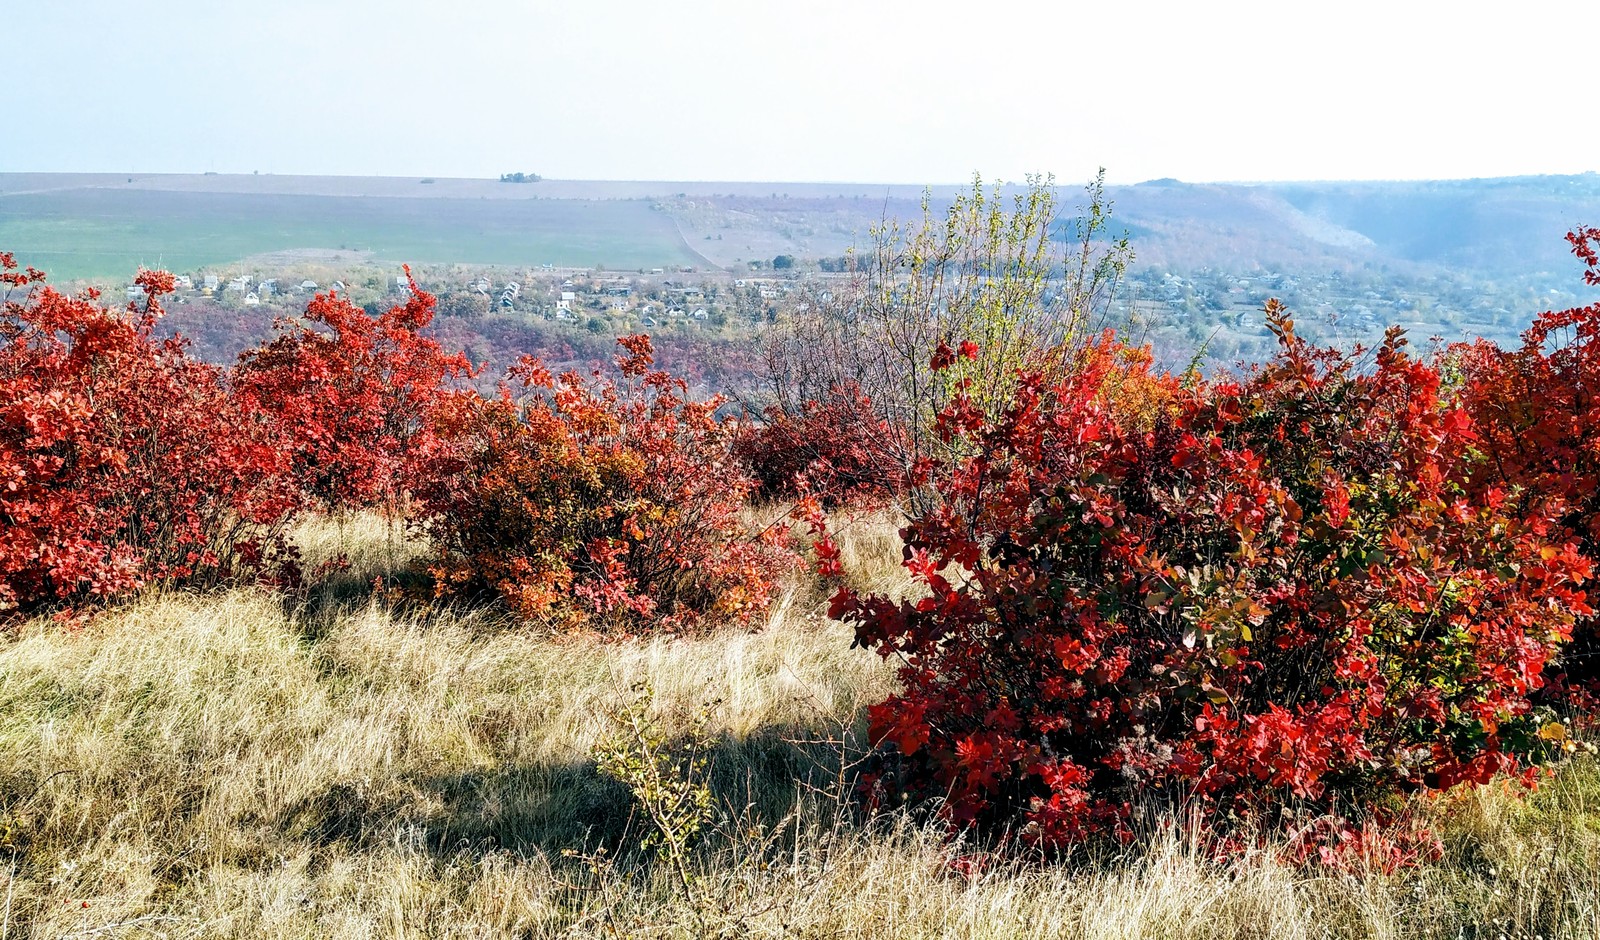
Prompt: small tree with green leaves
<box><xmin>757</xmin><ymin>171</ymin><xmax>1132</xmax><ymax>509</ymax></box>
<box><xmin>593</xmin><ymin>681</ymin><xmax>717</xmax><ymax>933</ymax></box>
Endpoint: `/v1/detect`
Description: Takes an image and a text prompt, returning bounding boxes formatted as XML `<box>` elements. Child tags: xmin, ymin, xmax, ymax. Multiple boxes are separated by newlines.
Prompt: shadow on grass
<box><xmin>285</xmin><ymin>558</ymin><xmax>519</xmax><ymax>647</ymax></box>
<box><xmin>272</xmin><ymin>724</ymin><xmax>868</xmax><ymax>864</ymax></box>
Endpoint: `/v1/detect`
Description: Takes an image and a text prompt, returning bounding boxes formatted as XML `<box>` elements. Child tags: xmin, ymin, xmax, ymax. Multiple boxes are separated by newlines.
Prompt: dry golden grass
<box><xmin>1</xmin><ymin>514</ymin><xmax>1598</xmax><ymax>938</ymax></box>
<box><xmin>290</xmin><ymin>511</ymin><xmax>430</xmax><ymax>592</ymax></box>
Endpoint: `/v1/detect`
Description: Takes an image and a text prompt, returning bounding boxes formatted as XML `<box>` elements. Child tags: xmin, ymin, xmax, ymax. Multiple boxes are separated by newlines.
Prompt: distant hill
<box><xmin>1264</xmin><ymin>176</ymin><xmax>1600</xmax><ymax>276</ymax></box>
<box><xmin>661</xmin><ymin>174</ymin><xmax>1600</xmax><ymax>282</ymax></box>
<box><xmin>2</xmin><ymin>171</ymin><xmax>1597</xmax><ymax>284</ymax></box>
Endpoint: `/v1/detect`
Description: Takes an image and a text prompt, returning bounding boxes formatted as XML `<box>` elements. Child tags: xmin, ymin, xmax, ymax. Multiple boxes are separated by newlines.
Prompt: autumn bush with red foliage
<box><xmin>828</xmin><ymin>310</ymin><xmax>1592</xmax><ymax>853</ymax></box>
<box><xmin>734</xmin><ymin>381</ymin><xmax>905</xmax><ymax>507</ymax></box>
<box><xmin>232</xmin><ymin>270</ymin><xmax>473</xmax><ymax>514</ymax></box>
<box><xmin>0</xmin><ymin>248</ymin><xmax>790</xmax><ymax>635</ymax></box>
<box><xmin>415</xmin><ymin>335</ymin><xmax>795</xmax><ymax>633</ymax></box>
<box><xmin>1453</xmin><ymin>227</ymin><xmax>1600</xmax><ymax>703</ymax></box>
<box><xmin>0</xmin><ymin>254</ymin><xmax>300</xmax><ymax>614</ymax></box>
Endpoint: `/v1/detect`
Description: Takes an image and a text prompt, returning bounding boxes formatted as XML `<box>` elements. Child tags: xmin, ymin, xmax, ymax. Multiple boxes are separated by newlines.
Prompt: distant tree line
<box><xmin>499</xmin><ymin>172</ymin><xmax>542</xmax><ymax>183</ymax></box>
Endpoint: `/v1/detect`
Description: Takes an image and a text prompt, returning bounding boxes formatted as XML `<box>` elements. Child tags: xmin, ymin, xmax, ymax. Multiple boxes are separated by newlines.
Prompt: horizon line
<box><xmin>3</xmin><ymin>169</ymin><xmax>1598</xmax><ymax>189</ymax></box>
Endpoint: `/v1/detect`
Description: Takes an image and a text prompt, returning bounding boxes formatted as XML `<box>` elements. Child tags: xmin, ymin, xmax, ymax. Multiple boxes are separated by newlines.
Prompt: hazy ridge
<box><xmin>5</xmin><ymin>171</ymin><xmax>1598</xmax><ymax>283</ymax></box>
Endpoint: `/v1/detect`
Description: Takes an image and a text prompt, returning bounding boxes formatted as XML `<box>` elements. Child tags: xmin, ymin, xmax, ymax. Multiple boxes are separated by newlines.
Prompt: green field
<box><xmin>0</xmin><ymin>187</ymin><xmax>702</xmax><ymax>281</ymax></box>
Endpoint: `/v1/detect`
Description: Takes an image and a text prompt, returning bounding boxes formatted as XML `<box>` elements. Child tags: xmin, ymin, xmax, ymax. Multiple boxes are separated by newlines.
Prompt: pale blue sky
<box><xmin>3</xmin><ymin>0</ymin><xmax>1592</xmax><ymax>184</ymax></box>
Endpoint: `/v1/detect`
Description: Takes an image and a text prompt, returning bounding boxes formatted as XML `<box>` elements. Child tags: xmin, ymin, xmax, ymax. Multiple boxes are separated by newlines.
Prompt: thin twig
<box><xmin>2</xmin><ymin>854</ymin><xmax>15</xmax><ymax>940</ymax></box>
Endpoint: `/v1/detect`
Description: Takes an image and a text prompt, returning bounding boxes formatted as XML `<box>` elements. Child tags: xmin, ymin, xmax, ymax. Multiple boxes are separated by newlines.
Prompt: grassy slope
<box><xmin>2</xmin><ymin>516</ymin><xmax>1599</xmax><ymax>938</ymax></box>
<box><xmin>0</xmin><ymin>189</ymin><xmax>700</xmax><ymax>281</ymax></box>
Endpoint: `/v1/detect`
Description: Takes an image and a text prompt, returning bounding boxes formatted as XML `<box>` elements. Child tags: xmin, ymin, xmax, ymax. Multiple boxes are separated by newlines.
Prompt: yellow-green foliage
<box><xmin>765</xmin><ymin>173</ymin><xmax>1134</xmax><ymax>494</ymax></box>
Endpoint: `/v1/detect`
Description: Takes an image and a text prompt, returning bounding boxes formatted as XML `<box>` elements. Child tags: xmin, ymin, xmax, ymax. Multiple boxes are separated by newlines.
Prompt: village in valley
<box><xmin>143</xmin><ymin>259</ymin><xmax>813</xmax><ymax>336</ymax></box>
<box><xmin>127</xmin><ymin>246</ymin><xmax>1580</xmax><ymax>381</ymax></box>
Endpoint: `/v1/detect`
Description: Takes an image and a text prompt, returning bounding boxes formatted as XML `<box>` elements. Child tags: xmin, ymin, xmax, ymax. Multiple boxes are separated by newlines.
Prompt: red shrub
<box><xmin>0</xmin><ymin>253</ymin><xmax>300</xmax><ymax>615</ymax></box>
<box><xmin>734</xmin><ymin>382</ymin><xmax>905</xmax><ymax>507</ymax></box>
<box><xmin>1453</xmin><ymin>227</ymin><xmax>1600</xmax><ymax>702</ymax></box>
<box><xmin>231</xmin><ymin>271</ymin><xmax>473</xmax><ymax>514</ymax></box>
<box><xmin>830</xmin><ymin>312</ymin><xmax>1589</xmax><ymax>852</ymax></box>
<box><xmin>416</xmin><ymin>335</ymin><xmax>796</xmax><ymax>633</ymax></box>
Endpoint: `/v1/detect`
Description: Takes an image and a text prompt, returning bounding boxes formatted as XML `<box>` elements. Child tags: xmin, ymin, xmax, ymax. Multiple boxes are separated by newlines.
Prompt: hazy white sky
<box><xmin>3</xmin><ymin>0</ymin><xmax>1593</xmax><ymax>184</ymax></box>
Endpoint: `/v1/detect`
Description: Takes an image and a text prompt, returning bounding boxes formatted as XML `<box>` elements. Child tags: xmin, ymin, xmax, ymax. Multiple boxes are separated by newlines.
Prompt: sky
<box><xmin>2</xmin><ymin>0</ymin><xmax>1594</xmax><ymax>185</ymax></box>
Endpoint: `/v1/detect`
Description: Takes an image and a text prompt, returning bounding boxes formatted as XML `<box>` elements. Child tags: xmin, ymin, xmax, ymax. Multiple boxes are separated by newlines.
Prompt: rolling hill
<box><xmin>3</xmin><ymin>171</ymin><xmax>1598</xmax><ymax>287</ymax></box>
